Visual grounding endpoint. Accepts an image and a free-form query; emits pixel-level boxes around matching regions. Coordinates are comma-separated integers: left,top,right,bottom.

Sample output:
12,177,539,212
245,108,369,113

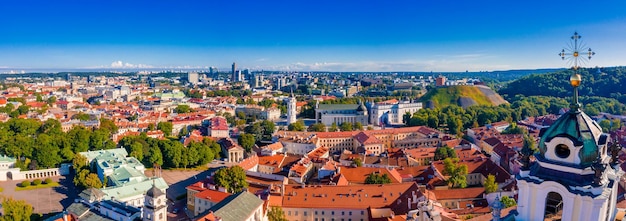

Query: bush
33,179,42,185
21,180,30,187
44,178,53,184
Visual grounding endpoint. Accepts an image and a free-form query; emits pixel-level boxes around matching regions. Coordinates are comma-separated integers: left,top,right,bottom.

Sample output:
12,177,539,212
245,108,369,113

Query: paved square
0,175,77,215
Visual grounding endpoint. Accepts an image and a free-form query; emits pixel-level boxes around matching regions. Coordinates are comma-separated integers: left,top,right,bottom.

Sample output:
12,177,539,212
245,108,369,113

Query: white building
370,99,422,126
315,100,368,126
516,106,621,221
286,93,297,124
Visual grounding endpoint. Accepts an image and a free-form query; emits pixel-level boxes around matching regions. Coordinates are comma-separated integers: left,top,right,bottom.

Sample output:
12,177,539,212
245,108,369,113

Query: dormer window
555,144,570,159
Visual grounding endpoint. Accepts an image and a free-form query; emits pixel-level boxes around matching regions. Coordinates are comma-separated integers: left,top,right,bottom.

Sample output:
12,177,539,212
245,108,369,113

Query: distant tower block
286,90,297,124
231,62,238,82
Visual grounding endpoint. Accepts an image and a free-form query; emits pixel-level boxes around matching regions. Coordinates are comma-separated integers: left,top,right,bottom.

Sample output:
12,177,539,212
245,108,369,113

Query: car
172,208,179,214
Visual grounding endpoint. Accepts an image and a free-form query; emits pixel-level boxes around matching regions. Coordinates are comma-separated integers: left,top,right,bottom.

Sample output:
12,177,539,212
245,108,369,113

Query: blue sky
1,0,625,72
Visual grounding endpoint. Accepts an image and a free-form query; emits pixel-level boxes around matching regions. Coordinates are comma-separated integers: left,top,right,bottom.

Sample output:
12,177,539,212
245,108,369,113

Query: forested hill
419,85,507,109
498,66,626,102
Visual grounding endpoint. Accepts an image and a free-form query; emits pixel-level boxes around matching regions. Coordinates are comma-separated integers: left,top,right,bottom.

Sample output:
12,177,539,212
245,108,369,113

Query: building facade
370,99,422,126
315,101,368,126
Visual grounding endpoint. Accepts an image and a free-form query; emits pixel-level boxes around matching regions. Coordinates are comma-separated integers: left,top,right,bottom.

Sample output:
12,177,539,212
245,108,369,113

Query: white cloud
251,57,512,72
110,60,153,68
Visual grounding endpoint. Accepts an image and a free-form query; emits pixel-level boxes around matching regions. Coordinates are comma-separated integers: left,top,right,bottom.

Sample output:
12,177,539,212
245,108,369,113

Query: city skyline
1,0,626,72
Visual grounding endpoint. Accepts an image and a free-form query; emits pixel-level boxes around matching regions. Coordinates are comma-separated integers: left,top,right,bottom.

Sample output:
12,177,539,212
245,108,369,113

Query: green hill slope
419,85,507,109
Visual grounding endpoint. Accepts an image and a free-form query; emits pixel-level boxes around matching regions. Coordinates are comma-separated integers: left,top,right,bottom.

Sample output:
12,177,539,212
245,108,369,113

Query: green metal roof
317,104,359,111
207,191,264,221
0,155,15,163
539,110,604,167
100,177,168,201
80,148,129,163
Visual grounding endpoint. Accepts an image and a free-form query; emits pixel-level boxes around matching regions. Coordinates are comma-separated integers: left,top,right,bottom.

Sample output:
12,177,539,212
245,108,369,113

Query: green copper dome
538,110,604,167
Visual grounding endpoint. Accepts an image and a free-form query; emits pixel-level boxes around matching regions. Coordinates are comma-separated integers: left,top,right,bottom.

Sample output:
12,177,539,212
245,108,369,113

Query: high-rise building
435,76,447,86
187,72,199,85
231,62,238,82
251,74,264,88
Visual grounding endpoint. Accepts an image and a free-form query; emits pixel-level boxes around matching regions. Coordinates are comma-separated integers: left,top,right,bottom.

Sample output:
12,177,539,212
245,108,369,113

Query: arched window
544,191,564,219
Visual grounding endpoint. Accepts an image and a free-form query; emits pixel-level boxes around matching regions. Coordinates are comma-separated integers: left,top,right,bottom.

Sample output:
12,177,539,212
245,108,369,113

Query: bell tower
143,179,167,221
516,32,622,221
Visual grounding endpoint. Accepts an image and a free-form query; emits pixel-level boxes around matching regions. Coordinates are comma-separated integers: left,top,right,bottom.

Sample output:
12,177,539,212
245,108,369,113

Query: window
315,211,318,215
342,212,345,215
349,212,352,216
361,211,364,215
288,211,291,216
332,211,335,215
555,144,570,158
304,212,308,216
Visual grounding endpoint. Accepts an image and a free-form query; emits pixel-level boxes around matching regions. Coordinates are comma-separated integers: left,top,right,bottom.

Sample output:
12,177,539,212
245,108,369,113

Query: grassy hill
419,85,507,109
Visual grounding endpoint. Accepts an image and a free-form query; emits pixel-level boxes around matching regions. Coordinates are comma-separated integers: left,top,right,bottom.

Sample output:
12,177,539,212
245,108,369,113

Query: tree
174,104,192,114
353,122,363,131
0,197,33,221
500,195,517,208
147,146,164,167
73,112,91,121
339,122,353,131
484,174,498,193
73,154,88,171
34,134,62,168
288,120,306,131
73,169,90,188
99,118,118,135
308,123,327,132
365,173,392,184
157,122,173,136
238,134,256,152
352,158,363,167
147,123,155,131
434,146,456,161
129,142,144,161
213,166,249,193
267,206,288,221
84,173,103,188
46,96,57,105
443,158,468,188
502,123,525,134
329,122,339,132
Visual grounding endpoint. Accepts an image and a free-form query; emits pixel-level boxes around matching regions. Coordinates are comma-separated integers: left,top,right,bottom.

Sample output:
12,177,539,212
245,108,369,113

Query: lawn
16,182,60,191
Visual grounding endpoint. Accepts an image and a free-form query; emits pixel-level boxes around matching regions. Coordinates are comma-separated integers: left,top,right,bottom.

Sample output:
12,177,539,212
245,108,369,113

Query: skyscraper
231,62,238,82
187,72,199,85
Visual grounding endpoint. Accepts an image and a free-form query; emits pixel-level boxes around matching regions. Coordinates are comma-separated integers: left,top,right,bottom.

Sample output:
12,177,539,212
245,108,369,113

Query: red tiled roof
195,189,231,203
280,183,422,215
430,187,484,200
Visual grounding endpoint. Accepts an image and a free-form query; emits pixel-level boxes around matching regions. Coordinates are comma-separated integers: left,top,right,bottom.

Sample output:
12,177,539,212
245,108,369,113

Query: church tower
286,89,297,124
516,33,622,221
142,182,167,221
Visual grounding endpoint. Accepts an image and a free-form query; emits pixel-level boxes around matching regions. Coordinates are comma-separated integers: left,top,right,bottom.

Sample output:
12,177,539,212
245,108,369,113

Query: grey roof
317,104,359,111
99,200,141,215
206,191,264,221
66,202,114,221
146,184,165,197
79,188,106,202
